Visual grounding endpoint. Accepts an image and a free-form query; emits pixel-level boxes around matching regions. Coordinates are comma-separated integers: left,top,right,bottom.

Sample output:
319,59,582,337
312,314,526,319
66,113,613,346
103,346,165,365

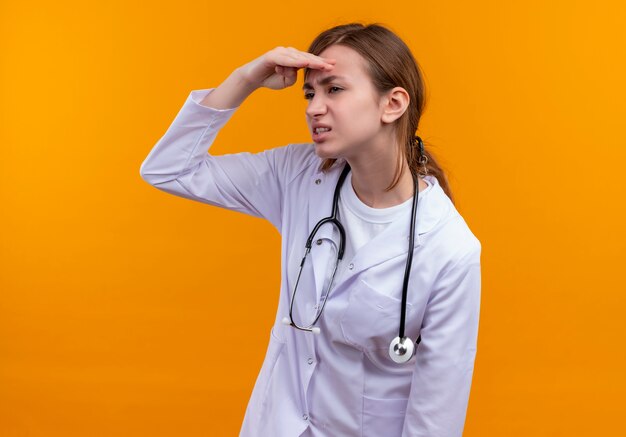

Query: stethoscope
282,159,423,364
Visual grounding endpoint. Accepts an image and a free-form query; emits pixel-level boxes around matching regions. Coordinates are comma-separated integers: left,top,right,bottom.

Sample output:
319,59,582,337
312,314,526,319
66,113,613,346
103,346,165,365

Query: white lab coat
140,88,482,437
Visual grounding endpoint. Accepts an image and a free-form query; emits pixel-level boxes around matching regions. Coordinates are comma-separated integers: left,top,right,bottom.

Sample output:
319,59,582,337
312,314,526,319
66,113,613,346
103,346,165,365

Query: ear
380,87,410,124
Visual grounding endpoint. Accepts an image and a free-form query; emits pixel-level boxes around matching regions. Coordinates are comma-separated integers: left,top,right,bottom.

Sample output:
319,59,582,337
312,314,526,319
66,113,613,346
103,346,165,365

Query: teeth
315,127,330,134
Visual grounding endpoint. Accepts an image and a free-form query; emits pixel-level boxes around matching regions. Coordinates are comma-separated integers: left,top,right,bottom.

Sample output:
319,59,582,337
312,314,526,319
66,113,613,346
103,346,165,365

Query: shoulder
443,215,482,266
421,176,482,267
268,142,321,184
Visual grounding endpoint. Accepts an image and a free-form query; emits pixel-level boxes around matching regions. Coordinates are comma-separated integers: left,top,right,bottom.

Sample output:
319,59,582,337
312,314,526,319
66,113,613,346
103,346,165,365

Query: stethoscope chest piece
389,336,415,363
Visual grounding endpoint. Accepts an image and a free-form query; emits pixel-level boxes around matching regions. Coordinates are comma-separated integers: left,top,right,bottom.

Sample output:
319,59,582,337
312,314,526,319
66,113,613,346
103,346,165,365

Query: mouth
312,127,332,142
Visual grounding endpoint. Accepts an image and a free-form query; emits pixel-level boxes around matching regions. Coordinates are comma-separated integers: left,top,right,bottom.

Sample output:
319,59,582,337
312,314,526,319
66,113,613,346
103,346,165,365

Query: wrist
233,67,260,93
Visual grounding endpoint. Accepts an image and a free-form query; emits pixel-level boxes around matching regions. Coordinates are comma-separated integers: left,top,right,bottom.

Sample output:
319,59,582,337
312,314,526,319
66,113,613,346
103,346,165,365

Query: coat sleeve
139,88,301,232
401,241,482,437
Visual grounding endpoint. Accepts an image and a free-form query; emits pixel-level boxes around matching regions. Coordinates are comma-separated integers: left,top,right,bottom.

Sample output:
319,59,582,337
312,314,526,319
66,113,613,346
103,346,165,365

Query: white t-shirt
333,171,433,284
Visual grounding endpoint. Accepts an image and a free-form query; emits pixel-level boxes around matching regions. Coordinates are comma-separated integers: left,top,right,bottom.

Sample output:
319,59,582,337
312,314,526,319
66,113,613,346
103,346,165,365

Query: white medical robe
139,88,482,437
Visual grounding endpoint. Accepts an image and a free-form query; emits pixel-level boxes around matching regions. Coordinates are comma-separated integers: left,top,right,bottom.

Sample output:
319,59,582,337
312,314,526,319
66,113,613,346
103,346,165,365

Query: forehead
304,45,368,88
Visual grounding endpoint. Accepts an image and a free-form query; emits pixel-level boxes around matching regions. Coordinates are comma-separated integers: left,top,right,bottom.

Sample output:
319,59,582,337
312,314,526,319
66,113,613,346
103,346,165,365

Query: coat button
307,358,314,365
348,263,354,270
315,179,321,185
302,414,309,421
316,239,322,245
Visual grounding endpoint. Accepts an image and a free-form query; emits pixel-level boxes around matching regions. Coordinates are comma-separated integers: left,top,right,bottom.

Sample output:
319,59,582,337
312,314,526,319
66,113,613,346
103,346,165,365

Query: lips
312,127,332,142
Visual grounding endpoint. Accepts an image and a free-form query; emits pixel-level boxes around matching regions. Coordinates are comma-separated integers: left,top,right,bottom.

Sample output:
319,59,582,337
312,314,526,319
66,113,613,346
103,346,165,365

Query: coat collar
306,159,453,299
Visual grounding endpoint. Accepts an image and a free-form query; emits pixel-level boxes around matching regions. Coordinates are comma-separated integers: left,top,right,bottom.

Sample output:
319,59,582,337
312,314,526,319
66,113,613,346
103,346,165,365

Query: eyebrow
302,75,347,91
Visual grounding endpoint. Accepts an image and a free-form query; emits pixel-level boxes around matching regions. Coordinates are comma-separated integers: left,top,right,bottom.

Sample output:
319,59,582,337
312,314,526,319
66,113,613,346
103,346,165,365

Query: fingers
275,64,297,82
275,46,335,71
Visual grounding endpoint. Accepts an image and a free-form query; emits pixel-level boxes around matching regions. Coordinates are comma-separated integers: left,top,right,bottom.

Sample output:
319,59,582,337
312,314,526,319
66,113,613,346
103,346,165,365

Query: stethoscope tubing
284,161,422,361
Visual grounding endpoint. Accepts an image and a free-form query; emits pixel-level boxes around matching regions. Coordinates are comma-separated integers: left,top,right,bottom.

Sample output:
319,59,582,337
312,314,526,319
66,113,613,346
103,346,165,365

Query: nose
305,93,328,119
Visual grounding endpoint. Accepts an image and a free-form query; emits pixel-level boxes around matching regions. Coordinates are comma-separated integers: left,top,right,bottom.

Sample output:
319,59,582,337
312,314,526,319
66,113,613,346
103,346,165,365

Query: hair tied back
414,136,428,176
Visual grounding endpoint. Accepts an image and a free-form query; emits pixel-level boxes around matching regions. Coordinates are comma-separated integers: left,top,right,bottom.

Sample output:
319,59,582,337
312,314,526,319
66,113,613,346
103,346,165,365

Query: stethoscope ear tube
282,317,321,334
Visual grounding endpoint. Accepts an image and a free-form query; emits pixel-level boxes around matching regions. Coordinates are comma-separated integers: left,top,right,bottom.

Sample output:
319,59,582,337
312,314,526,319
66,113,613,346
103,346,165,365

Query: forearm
199,68,258,109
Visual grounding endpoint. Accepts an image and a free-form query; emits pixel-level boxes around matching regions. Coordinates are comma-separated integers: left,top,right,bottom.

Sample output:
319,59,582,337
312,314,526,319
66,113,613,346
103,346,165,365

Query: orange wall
1,1,625,435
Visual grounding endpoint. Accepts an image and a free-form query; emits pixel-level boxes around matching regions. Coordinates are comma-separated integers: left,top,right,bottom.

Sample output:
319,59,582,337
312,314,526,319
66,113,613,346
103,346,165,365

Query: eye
303,86,343,100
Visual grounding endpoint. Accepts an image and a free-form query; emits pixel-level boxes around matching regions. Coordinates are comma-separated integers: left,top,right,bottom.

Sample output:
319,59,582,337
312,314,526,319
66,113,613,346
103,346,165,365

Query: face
303,45,387,160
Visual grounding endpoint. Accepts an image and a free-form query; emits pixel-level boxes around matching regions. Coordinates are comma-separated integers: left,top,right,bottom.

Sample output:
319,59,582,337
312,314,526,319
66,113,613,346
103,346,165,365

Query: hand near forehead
239,46,336,91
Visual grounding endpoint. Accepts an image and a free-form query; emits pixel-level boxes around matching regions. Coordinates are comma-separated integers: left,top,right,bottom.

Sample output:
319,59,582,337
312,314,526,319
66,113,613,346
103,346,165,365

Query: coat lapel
348,175,452,283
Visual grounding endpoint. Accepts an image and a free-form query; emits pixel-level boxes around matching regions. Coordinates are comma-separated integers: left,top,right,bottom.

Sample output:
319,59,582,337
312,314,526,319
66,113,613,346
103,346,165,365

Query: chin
313,143,340,160
313,143,337,159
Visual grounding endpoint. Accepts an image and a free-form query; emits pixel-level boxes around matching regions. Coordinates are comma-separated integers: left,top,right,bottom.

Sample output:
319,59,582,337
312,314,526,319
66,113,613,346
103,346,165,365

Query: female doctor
140,22,481,437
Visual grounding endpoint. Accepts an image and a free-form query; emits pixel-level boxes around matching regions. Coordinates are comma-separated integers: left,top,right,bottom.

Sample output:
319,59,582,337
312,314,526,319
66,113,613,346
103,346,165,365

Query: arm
140,49,336,231
139,85,289,231
401,243,482,437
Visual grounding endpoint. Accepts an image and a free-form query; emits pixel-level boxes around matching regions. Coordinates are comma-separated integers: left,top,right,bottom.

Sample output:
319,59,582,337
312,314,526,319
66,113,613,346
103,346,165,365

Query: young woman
140,22,481,437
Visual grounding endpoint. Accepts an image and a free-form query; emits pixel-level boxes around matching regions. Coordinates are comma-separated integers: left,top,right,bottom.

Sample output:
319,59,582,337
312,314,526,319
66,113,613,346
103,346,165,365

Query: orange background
1,1,625,435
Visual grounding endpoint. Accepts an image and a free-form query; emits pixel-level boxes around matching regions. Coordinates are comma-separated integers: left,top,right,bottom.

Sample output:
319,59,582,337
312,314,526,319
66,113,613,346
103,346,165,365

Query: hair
304,22,454,204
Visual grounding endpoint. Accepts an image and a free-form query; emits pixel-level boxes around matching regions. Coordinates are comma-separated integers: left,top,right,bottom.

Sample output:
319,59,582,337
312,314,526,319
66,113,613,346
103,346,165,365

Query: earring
415,136,428,176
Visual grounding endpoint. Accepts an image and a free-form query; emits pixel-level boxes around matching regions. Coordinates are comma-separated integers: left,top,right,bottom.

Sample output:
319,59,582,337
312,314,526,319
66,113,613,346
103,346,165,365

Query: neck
346,148,427,209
